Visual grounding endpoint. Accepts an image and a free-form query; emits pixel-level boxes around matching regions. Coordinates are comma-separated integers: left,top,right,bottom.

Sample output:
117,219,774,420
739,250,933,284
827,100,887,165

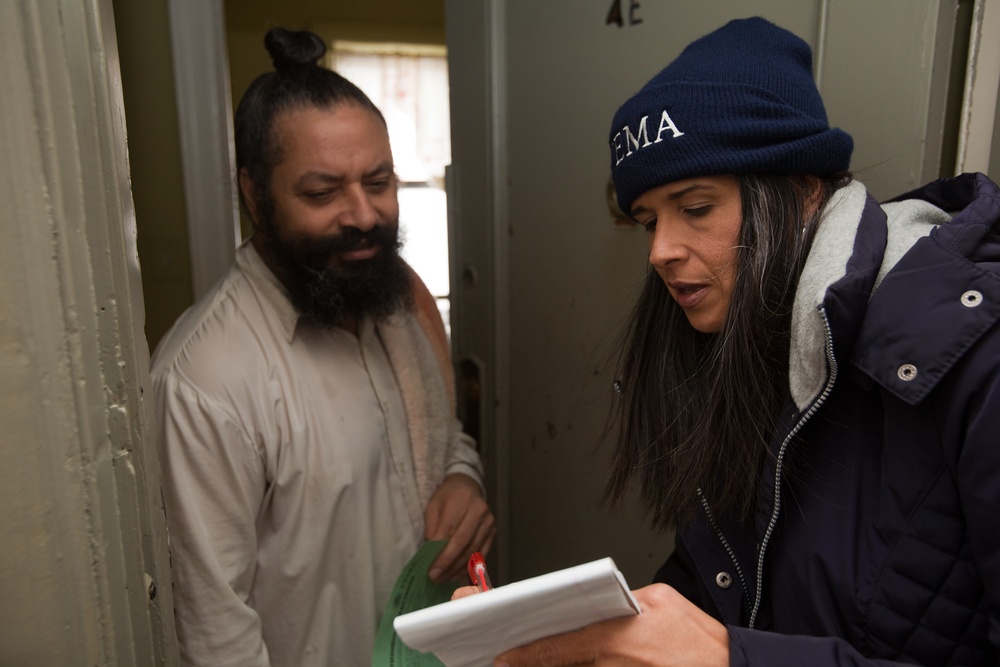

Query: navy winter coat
657,173,1000,666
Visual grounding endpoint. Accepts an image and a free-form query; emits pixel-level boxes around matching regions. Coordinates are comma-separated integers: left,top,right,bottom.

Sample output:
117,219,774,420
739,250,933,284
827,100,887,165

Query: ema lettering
612,110,684,165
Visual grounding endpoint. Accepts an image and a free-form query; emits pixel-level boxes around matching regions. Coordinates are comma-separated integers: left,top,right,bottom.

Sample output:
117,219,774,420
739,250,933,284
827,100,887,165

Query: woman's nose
648,223,686,267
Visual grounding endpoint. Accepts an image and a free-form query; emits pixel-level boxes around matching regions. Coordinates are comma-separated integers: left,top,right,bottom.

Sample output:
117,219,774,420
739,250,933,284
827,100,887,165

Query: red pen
467,552,493,592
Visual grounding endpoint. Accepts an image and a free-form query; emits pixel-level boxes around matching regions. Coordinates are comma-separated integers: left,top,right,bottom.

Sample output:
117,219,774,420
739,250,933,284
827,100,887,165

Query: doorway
328,40,455,332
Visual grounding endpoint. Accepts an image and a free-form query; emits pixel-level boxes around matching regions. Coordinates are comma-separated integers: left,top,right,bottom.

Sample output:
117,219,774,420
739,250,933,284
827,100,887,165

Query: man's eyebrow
296,172,343,185
295,162,394,185
365,162,394,178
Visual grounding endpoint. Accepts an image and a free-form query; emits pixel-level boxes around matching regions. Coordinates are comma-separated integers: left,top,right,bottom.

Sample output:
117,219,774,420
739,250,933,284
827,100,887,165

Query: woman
466,17,1000,667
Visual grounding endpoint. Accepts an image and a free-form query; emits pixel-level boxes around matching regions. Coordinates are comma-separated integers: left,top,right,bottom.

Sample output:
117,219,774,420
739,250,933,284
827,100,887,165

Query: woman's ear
239,168,261,228
802,175,824,220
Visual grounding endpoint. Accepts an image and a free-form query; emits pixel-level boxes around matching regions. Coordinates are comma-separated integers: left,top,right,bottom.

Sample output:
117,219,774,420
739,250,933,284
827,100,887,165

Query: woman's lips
668,282,708,309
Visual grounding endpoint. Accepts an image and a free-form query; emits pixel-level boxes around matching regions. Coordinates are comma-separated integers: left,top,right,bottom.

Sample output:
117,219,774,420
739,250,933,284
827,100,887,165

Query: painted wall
114,0,194,351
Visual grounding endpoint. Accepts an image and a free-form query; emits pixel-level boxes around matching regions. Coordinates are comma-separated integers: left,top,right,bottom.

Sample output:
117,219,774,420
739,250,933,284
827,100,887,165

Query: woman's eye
638,218,656,231
683,205,712,217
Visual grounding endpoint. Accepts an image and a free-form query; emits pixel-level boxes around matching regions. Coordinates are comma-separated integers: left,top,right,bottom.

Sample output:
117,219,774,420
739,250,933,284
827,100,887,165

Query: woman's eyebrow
632,182,722,216
666,183,718,200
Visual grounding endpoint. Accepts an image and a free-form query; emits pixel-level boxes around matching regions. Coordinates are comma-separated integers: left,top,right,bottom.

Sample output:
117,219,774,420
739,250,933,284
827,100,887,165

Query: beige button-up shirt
151,242,483,666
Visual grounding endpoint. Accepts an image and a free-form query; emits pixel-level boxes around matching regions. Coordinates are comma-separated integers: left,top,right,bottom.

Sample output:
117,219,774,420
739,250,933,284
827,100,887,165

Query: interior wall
113,0,193,352
993,90,1000,174
500,1,826,587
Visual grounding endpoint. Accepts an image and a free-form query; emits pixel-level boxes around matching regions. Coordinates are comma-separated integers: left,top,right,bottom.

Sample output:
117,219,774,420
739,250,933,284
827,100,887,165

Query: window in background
328,41,453,333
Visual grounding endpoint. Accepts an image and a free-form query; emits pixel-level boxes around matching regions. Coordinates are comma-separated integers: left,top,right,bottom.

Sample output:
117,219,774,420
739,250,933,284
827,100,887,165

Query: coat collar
852,174,1000,405
788,175,1000,411
789,180,876,412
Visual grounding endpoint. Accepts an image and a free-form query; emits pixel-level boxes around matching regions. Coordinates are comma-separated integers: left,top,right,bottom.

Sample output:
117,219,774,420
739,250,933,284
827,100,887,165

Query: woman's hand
495,583,729,667
451,585,481,601
424,473,496,583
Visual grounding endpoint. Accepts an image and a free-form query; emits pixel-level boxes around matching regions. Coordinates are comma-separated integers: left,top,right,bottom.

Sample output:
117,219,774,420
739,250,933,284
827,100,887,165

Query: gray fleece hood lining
788,181,951,411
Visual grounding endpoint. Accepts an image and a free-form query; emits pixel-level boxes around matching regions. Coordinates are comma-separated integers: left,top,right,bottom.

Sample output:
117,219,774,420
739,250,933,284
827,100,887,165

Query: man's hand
425,473,496,583
495,583,729,666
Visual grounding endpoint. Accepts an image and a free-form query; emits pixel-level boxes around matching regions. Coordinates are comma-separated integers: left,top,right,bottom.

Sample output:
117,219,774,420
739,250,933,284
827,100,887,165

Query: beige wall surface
114,0,194,352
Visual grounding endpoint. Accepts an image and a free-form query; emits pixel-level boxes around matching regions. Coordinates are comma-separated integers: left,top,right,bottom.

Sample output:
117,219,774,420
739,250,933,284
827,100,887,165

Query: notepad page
394,557,639,667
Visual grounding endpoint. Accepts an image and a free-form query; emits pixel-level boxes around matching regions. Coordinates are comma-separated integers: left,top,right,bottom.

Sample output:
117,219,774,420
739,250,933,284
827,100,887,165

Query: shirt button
715,572,733,589
897,364,918,382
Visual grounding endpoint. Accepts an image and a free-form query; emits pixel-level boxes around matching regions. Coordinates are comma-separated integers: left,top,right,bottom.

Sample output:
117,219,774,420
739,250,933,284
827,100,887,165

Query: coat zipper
702,307,839,629
699,489,751,611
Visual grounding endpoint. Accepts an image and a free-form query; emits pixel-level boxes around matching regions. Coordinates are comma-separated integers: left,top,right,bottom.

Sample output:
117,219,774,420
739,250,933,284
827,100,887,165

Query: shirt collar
236,238,301,343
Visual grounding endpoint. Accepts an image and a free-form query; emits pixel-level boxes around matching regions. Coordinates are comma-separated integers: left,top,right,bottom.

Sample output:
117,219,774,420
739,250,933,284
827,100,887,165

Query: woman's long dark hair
604,173,850,530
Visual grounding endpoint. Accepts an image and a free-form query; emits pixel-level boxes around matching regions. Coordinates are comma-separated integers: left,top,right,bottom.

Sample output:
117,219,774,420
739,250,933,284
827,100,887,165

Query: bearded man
150,27,494,667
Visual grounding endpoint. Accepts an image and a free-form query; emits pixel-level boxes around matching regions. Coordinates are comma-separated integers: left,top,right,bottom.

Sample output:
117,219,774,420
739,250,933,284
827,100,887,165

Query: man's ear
239,168,261,228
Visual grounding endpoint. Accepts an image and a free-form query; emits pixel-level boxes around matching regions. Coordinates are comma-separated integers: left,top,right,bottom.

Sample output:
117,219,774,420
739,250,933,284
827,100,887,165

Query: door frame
955,0,1000,174
167,0,241,299
444,0,512,582
168,0,515,580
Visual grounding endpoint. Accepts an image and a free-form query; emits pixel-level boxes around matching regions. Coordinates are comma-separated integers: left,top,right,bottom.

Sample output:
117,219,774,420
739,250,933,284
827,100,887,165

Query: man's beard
260,215,413,329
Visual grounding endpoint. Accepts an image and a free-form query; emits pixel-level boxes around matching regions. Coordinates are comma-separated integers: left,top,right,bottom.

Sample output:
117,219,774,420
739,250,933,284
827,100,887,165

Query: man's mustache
311,225,400,255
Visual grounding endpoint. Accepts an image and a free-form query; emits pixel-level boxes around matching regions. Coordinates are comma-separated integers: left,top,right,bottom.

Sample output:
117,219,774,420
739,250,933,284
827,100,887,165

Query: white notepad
393,557,640,667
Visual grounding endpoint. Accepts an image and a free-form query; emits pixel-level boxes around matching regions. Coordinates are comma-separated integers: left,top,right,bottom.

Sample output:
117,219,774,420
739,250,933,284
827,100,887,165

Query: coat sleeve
952,343,1000,657
153,372,271,667
729,628,903,666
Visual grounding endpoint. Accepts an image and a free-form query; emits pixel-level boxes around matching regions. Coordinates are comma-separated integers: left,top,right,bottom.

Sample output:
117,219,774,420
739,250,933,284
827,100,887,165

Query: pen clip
467,552,493,592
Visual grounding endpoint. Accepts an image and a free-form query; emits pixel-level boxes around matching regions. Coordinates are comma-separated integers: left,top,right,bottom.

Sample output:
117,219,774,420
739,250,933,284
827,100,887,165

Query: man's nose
341,185,379,231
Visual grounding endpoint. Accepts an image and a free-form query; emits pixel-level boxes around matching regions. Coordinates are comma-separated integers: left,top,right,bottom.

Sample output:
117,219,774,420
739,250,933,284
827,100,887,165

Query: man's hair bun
264,27,327,71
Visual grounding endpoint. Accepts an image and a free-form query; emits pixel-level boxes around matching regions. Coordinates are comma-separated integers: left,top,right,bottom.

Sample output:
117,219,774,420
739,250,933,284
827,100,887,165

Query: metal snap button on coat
715,572,733,589
961,290,983,307
897,364,918,381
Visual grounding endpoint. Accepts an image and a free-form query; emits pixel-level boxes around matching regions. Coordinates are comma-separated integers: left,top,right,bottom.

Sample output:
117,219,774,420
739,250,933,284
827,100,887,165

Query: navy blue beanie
609,17,853,215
